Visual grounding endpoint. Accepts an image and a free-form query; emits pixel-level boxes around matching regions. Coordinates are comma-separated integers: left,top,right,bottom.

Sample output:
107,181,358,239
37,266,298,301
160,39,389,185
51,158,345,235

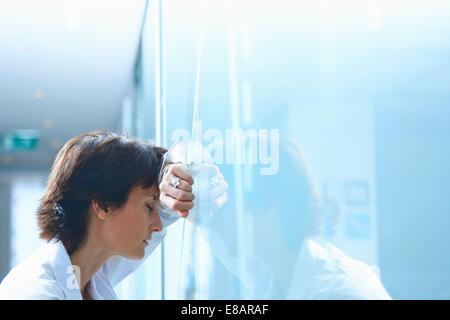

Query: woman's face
102,184,162,260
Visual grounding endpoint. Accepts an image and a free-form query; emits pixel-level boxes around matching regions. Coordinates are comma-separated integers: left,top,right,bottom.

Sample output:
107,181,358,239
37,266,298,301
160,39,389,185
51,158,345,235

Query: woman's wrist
160,162,175,183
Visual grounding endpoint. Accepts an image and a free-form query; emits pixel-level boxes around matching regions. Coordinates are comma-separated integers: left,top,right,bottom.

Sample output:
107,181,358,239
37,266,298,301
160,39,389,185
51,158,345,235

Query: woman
0,130,227,299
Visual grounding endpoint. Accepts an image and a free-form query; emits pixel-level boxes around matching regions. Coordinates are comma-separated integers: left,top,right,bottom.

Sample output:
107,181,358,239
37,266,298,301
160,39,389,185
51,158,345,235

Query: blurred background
1,0,449,299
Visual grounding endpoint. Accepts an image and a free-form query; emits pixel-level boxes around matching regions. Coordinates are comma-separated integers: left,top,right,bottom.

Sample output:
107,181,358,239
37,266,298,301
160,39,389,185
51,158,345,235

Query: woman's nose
151,212,163,233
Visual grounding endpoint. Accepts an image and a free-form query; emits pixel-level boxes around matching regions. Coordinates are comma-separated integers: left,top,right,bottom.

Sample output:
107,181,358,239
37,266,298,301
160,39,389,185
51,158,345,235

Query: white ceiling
1,0,450,173
0,0,146,172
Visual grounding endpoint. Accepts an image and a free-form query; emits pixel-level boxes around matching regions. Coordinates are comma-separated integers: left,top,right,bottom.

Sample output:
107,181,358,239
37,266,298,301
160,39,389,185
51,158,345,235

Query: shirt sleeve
0,267,66,300
306,268,392,300
301,240,392,300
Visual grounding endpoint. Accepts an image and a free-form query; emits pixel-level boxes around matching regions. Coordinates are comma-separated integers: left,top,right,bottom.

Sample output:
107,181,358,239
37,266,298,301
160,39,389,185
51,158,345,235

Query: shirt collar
47,239,83,300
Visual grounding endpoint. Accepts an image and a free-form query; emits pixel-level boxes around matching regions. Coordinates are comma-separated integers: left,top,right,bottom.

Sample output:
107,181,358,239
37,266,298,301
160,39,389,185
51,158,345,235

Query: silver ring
173,177,180,188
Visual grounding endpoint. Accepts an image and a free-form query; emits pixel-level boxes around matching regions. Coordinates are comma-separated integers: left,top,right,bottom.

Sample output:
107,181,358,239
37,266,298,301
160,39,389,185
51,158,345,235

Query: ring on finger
173,177,180,188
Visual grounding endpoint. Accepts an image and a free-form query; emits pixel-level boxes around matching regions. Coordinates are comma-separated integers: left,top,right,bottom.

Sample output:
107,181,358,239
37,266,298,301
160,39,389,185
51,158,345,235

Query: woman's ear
91,200,109,220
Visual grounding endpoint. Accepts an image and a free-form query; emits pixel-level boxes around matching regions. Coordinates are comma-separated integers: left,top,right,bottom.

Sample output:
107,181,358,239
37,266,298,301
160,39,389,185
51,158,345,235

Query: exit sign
1,130,39,152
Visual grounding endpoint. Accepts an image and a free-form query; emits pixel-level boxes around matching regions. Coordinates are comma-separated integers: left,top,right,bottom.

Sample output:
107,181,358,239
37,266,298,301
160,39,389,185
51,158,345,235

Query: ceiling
0,0,146,173
1,0,450,174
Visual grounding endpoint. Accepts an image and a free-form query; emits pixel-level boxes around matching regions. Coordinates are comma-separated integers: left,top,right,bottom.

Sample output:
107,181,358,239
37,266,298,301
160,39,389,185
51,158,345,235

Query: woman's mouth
143,236,151,245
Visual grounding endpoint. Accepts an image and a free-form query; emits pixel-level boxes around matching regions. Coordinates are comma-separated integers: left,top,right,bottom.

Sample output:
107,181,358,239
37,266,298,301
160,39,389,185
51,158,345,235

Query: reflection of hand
191,163,228,216
159,163,195,218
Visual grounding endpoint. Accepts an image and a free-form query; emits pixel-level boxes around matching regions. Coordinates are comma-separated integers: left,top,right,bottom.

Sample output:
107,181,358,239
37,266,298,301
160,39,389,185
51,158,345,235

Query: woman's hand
159,163,195,218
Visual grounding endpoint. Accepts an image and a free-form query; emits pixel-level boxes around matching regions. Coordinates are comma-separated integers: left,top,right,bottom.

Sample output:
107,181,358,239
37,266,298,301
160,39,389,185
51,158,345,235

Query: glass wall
125,0,450,299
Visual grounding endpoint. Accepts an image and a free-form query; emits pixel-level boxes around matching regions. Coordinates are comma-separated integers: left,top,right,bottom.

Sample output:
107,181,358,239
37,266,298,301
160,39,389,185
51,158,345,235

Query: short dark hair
37,130,167,255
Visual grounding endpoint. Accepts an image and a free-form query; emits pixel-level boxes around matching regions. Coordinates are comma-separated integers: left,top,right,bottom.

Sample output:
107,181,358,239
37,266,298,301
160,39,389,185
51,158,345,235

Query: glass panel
138,0,450,299
116,0,163,299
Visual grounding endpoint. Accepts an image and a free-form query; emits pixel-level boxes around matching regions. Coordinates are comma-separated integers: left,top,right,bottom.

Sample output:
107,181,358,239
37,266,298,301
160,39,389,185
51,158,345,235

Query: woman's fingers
168,177,192,193
160,193,195,212
159,163,195,216
178,210,189,218
168,164,194,185
163,183,195,202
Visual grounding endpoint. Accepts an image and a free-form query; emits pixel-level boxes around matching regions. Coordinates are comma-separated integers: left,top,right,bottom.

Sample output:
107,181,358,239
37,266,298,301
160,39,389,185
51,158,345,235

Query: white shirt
0,212,177,300
286,237,392,299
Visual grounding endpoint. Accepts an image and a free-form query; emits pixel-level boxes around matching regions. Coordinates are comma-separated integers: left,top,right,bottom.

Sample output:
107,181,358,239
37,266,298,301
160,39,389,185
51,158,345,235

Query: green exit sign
1,130,39,152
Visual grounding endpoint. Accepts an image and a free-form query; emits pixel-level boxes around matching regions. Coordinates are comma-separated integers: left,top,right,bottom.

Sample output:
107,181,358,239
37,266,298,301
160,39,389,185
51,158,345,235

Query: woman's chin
122,246,146,260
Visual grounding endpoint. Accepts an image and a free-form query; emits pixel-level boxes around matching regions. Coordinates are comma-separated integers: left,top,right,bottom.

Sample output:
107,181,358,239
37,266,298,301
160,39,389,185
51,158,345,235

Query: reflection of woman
281,142,391,299
199,137,391,299
0,131,226,300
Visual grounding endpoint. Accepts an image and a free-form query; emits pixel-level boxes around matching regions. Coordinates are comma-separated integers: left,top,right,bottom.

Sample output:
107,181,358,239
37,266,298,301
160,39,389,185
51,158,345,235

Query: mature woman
0,130,227,300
